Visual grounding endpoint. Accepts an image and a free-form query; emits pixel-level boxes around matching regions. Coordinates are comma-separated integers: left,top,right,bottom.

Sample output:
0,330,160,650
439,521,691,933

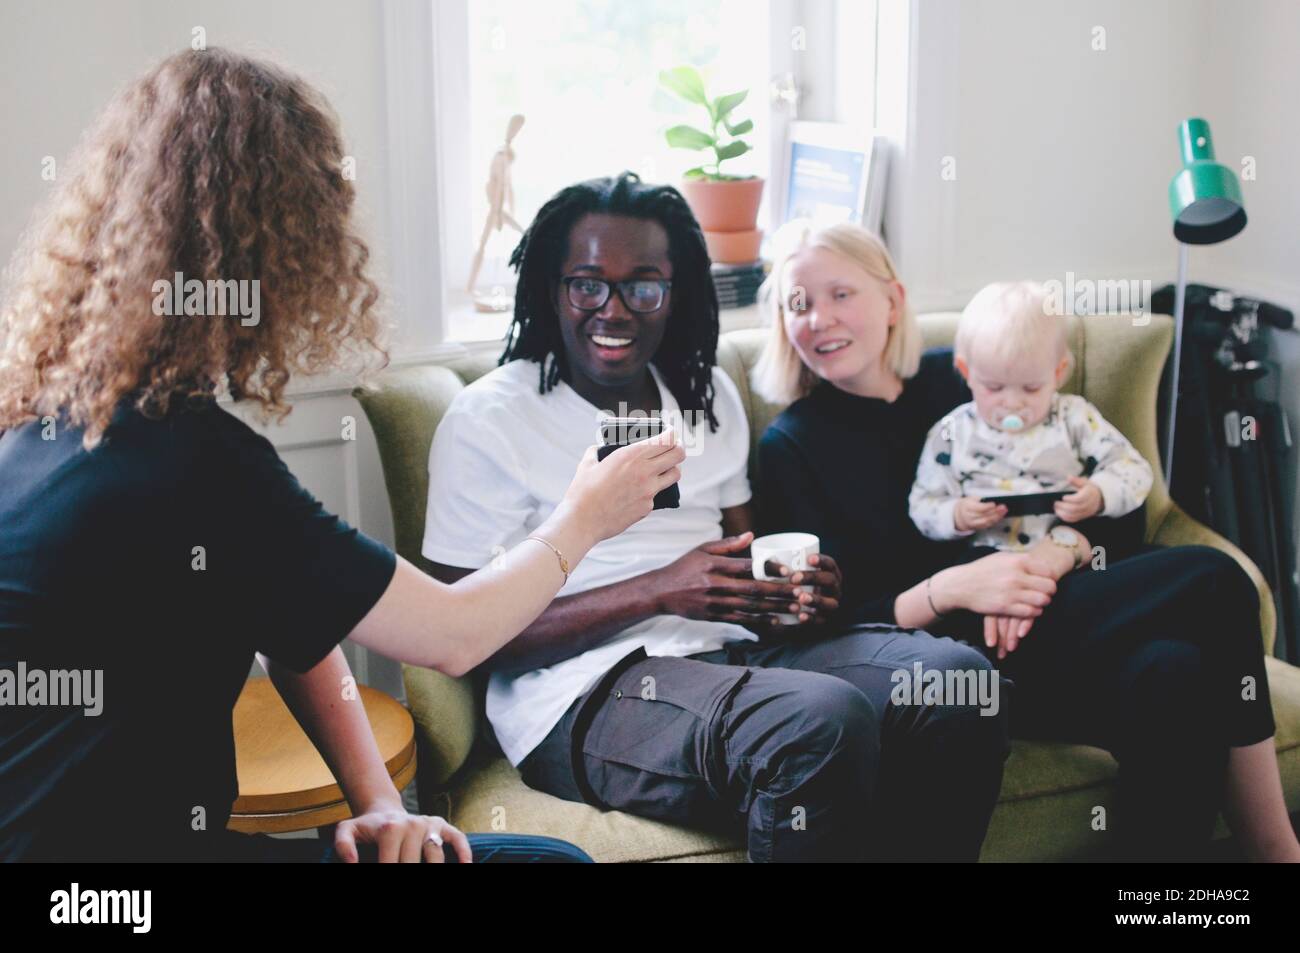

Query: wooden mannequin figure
468,114,525,309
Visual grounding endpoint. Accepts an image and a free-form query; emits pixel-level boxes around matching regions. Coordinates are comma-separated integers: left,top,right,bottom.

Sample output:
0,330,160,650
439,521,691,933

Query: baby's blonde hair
955,281,1072,373
753,219,921,405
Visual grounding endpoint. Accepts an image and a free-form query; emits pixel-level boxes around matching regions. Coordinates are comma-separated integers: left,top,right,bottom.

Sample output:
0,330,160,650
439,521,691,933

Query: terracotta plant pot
679,176,765,264
702,228,763,264
679,176,765,232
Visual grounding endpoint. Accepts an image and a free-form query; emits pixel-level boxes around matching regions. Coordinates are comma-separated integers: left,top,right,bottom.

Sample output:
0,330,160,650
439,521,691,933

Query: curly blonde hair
0,48,387,448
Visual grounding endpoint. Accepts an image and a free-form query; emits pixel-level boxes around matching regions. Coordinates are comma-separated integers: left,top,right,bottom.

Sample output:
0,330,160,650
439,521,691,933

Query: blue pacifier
999,413,1025,431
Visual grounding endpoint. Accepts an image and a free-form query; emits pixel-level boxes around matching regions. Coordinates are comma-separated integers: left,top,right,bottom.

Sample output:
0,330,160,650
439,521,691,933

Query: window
441,0,775,340
419,0,894,345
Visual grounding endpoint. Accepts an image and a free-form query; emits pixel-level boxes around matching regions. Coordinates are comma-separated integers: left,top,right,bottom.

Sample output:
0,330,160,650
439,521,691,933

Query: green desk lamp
1164,117,1247,482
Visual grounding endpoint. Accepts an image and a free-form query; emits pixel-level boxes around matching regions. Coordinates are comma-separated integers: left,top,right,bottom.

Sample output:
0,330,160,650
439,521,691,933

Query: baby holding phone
908,281,1153,555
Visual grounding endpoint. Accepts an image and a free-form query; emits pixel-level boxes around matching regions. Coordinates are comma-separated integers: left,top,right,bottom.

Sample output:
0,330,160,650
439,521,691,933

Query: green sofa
355,312,1300,862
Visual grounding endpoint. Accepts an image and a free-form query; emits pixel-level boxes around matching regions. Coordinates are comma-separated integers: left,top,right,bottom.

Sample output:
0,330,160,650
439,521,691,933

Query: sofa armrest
1149,503,1277,655
402,663,479,797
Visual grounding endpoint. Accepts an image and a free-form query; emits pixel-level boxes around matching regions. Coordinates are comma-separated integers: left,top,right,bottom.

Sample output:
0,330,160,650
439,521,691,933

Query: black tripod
1156,284,1299,663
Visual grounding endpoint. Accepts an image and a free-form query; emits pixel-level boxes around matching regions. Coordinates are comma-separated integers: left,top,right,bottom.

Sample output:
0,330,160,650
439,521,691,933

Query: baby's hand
954,496,1008,532
1054,476,1103,523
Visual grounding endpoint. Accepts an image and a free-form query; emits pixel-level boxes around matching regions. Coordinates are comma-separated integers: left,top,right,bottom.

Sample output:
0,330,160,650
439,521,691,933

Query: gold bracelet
525,535,569,583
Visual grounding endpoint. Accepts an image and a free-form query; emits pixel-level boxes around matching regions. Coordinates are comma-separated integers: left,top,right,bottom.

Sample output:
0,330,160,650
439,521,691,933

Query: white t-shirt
422,358,755,765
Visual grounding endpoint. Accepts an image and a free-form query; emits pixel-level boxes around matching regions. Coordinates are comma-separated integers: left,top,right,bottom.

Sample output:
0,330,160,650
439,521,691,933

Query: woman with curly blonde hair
0,48,682,863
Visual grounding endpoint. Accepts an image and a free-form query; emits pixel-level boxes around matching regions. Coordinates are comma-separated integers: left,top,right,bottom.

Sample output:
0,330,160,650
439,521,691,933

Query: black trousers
519,624,1011,862
931,543,1276,861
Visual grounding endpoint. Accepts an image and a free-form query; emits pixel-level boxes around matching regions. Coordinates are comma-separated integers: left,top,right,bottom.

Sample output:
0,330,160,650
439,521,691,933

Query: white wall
891,0,1219,310
1195,0,1300,310
0,0,394,292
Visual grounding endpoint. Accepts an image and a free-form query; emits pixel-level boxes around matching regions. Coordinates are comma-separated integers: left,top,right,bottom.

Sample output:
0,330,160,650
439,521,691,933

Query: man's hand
761,552,844,627
954,497,1008,532
334,807,472,863
1053,476,1103,523
650,532,826,627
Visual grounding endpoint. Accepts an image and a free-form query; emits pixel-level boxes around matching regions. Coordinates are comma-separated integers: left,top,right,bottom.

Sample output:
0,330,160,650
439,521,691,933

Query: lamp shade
1168,118,1246,244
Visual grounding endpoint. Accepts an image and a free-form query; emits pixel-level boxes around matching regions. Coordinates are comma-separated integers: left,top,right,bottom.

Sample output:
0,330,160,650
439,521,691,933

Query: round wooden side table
228,677,417,834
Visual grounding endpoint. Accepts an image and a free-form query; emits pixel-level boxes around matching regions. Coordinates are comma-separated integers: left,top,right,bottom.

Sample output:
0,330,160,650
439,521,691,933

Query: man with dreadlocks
422,173,1009,862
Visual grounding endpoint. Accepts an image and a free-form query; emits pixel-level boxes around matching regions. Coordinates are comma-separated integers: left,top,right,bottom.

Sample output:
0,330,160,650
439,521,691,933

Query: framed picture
780,121,889,235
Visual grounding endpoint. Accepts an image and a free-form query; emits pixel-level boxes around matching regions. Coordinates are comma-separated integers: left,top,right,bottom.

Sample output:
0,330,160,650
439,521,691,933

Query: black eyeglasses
561,276,671,314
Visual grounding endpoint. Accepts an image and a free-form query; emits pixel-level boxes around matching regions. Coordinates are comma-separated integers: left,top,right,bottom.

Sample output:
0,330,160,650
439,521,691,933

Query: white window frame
430,0,474,331
380,0,457,360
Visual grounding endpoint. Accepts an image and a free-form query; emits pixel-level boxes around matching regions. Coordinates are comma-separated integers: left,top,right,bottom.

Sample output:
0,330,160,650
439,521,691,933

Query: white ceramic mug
750,532,820,625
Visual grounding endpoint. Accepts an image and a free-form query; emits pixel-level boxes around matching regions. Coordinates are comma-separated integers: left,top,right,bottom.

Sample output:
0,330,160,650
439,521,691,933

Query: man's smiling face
553,212,672,392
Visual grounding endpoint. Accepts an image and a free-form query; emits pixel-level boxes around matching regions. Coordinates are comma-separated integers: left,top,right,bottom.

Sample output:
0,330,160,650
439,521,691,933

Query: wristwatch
1048,526,1085,570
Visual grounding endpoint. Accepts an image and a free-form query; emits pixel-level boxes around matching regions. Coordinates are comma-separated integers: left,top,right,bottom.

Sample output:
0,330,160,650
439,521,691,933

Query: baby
909,281,1153,553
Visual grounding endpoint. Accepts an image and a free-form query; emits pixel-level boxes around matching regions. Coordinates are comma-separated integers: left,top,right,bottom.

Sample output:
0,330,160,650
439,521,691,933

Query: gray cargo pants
518,624,1011,862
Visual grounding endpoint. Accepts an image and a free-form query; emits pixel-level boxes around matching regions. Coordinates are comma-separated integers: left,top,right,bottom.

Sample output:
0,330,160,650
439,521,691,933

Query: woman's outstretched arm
348,437,683,676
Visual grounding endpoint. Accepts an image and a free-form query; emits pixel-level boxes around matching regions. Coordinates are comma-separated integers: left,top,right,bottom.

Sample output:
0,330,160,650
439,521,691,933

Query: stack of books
711,260,767,310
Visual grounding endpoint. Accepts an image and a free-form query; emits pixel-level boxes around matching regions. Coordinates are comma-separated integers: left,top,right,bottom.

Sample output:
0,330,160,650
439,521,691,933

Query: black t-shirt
755,349,974,623
0,394,396,861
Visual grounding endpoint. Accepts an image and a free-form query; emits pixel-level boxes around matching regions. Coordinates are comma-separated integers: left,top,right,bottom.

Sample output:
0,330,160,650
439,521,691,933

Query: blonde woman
753,219,1299,862
0,49,683,863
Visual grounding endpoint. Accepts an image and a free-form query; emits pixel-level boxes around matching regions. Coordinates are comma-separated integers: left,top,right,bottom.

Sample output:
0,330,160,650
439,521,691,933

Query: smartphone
980,490,1070,516
597,416,680,510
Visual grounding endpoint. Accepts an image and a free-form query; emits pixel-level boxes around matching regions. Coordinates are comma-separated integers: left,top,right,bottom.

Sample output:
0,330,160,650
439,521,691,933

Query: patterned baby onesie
908,393,1153,551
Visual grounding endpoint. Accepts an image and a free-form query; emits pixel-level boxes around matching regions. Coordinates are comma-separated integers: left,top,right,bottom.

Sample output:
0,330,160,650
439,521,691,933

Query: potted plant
659,65,764,264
